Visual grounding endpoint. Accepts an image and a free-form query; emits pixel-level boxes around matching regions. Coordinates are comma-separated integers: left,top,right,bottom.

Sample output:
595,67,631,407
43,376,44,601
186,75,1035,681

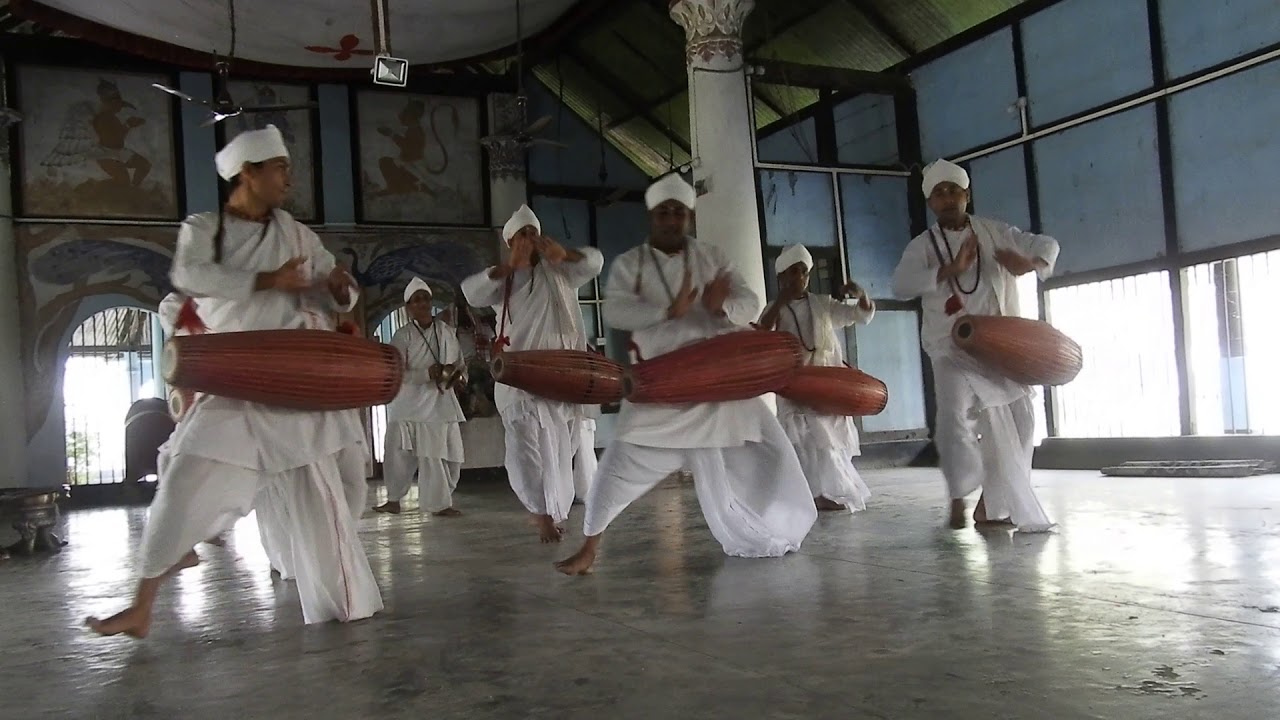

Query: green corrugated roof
525,0,1034,178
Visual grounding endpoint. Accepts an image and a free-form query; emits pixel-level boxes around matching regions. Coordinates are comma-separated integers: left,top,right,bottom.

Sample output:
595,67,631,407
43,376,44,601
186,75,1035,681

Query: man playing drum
461,205,604,543
556,174,817,575
891,158,1060,532
87,126,382,638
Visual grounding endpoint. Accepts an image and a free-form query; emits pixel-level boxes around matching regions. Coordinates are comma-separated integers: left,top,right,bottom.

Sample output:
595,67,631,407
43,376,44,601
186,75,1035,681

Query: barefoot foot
815,496,847,512
535,515,564,543
948,499,967,529
432,507,463,517
374,501,401,515
555,547,597,575
85,604,153,638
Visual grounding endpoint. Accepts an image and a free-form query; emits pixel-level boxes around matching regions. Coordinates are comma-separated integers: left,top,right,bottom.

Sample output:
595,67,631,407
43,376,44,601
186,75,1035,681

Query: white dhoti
932,355,1053,532
778,407,871,512
140,450,384,624
336,441,369,523
582,419,817,558
571,417,597,501
382,421,464,513
500,399,574,522
254,489,296,579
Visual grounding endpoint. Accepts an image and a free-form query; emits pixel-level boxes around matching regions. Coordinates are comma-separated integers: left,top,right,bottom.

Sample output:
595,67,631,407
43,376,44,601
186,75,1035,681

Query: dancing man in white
758,244,875,512
891,158,1059,532
556,175,817,575
375,277,467,517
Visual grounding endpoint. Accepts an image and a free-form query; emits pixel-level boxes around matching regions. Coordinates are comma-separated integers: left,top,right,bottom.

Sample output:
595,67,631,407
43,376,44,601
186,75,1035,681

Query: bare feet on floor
949,499,967,529
86,604,153,638
815,496,847,512
374,501,401,515
534,514,564,543
433,507,463,517
555,536,600,575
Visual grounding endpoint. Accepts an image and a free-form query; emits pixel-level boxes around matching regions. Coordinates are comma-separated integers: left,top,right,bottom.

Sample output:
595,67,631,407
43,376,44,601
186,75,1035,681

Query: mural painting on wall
15,222,176,438
355,91,485,225
224,81,317,221
14,65,179,219
16,221,504,436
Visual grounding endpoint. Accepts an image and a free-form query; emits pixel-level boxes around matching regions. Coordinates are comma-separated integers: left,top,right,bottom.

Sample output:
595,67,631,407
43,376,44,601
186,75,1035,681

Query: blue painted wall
834,94,898,166
760,170,837,248
967,147,1031,231
912,28,1021,160
526,80,652,189
1021,0,1153,125
1159,0,1280,78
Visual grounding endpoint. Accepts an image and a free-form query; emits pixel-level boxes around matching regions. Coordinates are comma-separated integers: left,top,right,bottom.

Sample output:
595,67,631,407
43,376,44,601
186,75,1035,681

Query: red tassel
176,297,207,334
945,294,963,316
336,321,360,336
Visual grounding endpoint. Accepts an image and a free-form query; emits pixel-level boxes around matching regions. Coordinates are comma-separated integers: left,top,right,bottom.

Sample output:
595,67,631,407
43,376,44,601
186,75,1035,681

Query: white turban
645,173,696,210
403,277,432,303
922,158,969,197
501,204,540,243
775,244,813,274
216,125,289,181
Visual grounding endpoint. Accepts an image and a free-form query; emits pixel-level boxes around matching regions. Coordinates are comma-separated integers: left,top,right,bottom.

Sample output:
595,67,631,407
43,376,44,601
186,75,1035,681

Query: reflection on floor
2,468,1279,719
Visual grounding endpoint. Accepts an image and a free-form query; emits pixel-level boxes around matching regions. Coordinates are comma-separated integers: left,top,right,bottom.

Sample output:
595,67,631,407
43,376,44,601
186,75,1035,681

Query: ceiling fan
150,0,315,127
152,59,318,127
479,0,566,151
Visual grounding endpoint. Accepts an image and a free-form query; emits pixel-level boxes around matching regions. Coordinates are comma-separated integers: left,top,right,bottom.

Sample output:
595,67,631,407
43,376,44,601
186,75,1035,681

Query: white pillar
669,0,766,302
0,58,30,487
485,93,529,236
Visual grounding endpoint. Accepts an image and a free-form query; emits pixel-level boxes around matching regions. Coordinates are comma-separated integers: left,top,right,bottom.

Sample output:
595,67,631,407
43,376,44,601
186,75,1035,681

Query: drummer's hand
271,257,310,292
702,271,732,317
327,265,356,303
994,248,1041,276
534,235,567,264
509,235,534,270
666,268,698,319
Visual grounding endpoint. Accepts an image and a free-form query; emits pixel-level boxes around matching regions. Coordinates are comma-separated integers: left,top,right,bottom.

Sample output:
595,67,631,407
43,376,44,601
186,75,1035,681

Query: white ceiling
32,0,582,67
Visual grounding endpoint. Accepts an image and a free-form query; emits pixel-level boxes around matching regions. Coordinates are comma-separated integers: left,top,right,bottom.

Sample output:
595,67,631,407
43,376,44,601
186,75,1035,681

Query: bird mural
340,240,485,291
28,238,174,296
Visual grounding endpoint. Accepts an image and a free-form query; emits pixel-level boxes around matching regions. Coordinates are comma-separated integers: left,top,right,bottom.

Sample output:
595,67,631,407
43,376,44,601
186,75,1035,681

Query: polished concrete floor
3,468,1280,719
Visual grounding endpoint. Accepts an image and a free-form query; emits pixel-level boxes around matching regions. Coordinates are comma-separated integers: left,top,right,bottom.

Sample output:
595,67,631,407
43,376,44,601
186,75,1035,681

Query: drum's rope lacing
494,275,514,355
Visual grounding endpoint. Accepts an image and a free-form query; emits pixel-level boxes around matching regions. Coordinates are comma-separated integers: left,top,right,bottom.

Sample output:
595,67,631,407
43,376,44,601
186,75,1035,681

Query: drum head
167,389,186,421
161,340,181,383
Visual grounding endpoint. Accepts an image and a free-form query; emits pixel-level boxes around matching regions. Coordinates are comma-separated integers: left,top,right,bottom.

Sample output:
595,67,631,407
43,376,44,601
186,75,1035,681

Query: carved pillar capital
668,0,754,66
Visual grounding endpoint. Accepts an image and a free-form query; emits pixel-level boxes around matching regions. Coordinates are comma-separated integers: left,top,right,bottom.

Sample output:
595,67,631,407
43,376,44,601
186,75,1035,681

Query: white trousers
256,442,367,580
141,450,384,624
501,401,574,522
383,446,461,513
582,420,818,558
794,446,871,511
933,360,1054,532
572,417,597,501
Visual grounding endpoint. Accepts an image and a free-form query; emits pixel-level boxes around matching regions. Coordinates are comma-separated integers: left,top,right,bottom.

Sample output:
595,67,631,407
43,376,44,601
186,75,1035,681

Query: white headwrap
775,244,813,274
403,277,432,303
501,204,540,243
921,158,969,197
644,173,696,210
216,125,289,181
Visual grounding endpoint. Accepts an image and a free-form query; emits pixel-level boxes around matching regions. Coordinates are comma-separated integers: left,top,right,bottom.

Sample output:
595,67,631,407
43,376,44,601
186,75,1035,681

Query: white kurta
145,209,383,624
582,237,817,557
461,248,604,522
773,293,875,510
382,319,466,512
891,214,1060,532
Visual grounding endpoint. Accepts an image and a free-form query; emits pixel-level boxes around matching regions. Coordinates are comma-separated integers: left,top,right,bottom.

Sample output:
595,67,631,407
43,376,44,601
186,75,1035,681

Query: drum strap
494,275,514,355
927,226,981,295
782,296,817,353
412,320,442,366
213,208,273,264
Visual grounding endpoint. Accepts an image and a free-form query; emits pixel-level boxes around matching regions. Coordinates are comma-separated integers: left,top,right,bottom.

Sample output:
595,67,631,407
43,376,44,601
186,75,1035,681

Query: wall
909,0,1280,449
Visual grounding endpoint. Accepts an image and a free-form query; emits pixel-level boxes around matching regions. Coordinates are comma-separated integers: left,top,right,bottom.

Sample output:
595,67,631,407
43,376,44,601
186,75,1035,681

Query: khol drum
164,329,404,411
778,366,889,416
491,349,624,405
623,330,804,404
951,314,1083,386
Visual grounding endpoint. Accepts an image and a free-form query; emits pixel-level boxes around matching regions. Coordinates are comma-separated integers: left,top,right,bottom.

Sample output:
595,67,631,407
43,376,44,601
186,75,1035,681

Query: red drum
623,330,804,404
490,349,624,405
163,329,404,410
951,314,1083,386
778,366,888,416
